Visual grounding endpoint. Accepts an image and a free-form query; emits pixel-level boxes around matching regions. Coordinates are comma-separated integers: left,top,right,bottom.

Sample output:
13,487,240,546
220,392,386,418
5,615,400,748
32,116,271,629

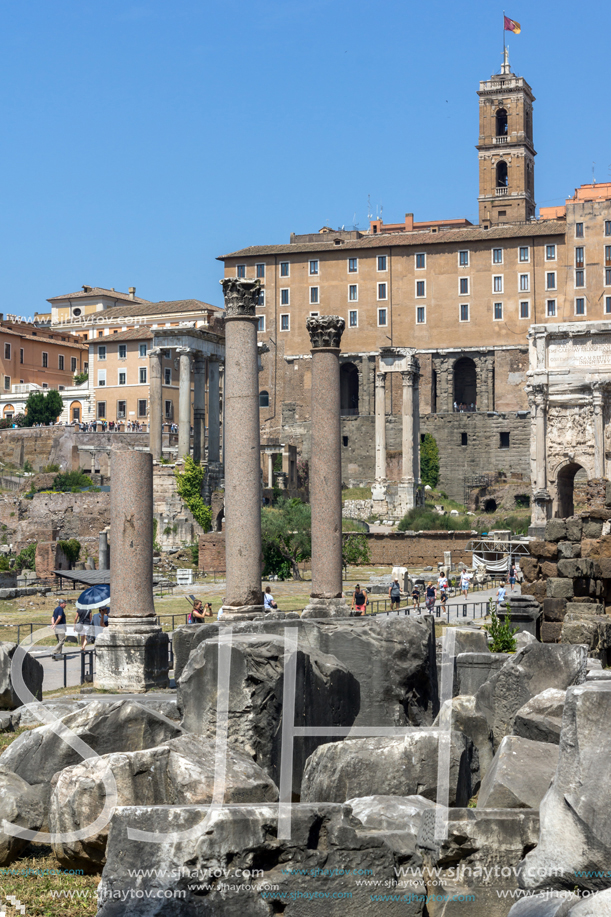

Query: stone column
592,383,606,479
413,358,421,487
208,357,221,463
95,451,169,691
401,370,416,484
177,348,192,460
221,278,264,618
372,371,387,500
192,353,206,464
302,316,350,618
267,453,274,488
98,531,109,570
148,348,163,461
528,383,551,532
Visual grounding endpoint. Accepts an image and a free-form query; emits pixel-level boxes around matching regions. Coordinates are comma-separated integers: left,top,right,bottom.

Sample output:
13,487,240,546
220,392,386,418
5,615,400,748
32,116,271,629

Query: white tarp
472,553,510,573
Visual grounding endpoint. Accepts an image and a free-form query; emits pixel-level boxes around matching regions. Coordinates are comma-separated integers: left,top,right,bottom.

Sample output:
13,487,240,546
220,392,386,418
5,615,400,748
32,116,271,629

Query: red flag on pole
504,15,521,33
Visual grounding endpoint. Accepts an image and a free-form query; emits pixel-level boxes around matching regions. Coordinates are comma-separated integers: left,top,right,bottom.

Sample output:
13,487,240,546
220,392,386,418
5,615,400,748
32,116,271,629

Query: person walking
389,577,402,611
496,582,508,614
411,584,421,611
460,568,470,599
351,584,368,616
425,581,437,612
51,599,68,659
508,563,516,591
74,605,92,651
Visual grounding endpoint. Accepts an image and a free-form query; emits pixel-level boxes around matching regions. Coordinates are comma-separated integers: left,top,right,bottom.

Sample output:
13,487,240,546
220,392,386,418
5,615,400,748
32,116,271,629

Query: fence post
63,653,67,688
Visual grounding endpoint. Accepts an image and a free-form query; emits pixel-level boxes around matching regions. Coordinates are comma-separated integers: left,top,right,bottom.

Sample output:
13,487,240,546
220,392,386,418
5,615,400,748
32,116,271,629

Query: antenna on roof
592,162,596,185
367,195,373,220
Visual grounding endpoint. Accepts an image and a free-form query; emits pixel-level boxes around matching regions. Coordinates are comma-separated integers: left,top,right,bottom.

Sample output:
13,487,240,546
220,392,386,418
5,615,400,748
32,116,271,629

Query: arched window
340,362,359,415
496,108,508,136
453,357,477,408
496,161,508,188
259,391,269,408
557,463,586,519
527,162,533,194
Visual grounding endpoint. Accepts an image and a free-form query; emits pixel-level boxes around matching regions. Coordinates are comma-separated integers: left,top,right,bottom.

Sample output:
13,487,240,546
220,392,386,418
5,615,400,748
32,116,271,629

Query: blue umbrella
75,584,111,610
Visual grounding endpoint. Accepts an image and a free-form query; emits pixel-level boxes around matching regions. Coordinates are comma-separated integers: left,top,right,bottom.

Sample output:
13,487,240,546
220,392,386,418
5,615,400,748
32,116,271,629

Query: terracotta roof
89,299,221,321
47,288,150,304
218,220,567,260
93,328,154,343
0,326,88,348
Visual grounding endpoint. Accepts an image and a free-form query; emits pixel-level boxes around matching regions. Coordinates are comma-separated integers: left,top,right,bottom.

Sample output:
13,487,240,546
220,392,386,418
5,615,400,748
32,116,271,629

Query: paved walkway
371,582,522,625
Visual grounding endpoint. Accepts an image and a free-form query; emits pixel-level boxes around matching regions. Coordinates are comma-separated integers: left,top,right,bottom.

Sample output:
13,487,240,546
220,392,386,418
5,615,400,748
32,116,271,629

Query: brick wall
352,531,474,568
35,542,71,581
198,533,226,572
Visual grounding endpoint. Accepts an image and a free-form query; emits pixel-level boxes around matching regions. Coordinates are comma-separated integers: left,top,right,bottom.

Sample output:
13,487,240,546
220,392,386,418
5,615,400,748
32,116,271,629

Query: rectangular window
3,376,9,391
459,277,469,295
19,349,23,365
97,345,106,360
547,299,556,317
255,289,265,306
460,303,469,322
280,314,290,331
117,400,126,419
493,275,503,293
377,282,387,300
416,253,426,269
119,371,126,385
461,432,468,446
492,248,503,264
520,301,530,319
118,344,127,359
575,270,585,287
494,302,503,320
258,315,265,332
377,255,387,271
349,284,358,301
138,399,147,418
164,368,171,384
349,310,358,328
280,289,290,305
256,263,265,278
280,261,289,277
459,250,469,267
71,357,77,372
377,308,387,326
97,369,106,386
97,401,106,420
139,367,147,384
164,400,173,419
606,221,611,237
575,222,584,238
84,362,88,372
575,246,584,267
519,246,530,262
309,260,319,275
416,306,426,324
139,343,147,357
519,274,530,292
605,246,611,265
58,354,64,370
500,432,510,449
236,264,246,278
575,298,586,315
546,272,556,290
416,280,426,297
309,311,319,318
310,287,319,304
546,244,556,260
42,352,48,368
606,269,611,287
3,344,10,360
606,296,611,314
348,257,358,273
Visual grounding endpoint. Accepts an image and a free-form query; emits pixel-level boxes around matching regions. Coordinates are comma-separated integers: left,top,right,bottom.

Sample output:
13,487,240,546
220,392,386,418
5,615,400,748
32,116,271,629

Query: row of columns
373,360,421,506
149,348,222,464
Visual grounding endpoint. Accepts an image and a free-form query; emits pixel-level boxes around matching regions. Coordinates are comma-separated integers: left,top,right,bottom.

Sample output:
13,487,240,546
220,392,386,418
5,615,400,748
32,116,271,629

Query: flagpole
503,9,506,59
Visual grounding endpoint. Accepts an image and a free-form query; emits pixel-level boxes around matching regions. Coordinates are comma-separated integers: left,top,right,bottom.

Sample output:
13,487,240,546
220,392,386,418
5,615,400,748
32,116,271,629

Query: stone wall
342,499,373,521
198,532,226,573
356,530,473,568
153,465,204,551
35,542,71,581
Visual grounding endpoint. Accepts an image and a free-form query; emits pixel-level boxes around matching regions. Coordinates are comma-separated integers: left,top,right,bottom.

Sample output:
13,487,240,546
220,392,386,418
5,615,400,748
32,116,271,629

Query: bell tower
477,49,536,225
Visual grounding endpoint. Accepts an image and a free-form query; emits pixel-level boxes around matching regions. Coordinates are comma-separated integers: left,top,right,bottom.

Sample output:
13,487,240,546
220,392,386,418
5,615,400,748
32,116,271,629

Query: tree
420,433,440,488
58,538,81,568
174,456,212,532
24,390,64,426
261,498,311,580
52,470,93,492
342,533,371,574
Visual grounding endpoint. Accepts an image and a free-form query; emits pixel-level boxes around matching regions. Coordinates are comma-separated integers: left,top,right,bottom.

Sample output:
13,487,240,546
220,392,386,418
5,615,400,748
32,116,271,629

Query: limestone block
515,631,538,650
521,684,611,893
301,730,473,806
543,598,567,622
0,700,182,784
583,520,604,539
565,517,583,542
0,642,43,710
452,627,489,654
558,542,582,559
50,734,278,869
582,539,602,558
347,794,436,856
0,766,47,865
541,562,558,578
547,578,574,599
455,652,507,696
566,889,611,915
592,536,611,558
596,558,611,579
541,622,563,643
531,540,559,560
545,520,567,543
561,613,611,662
477,735,558,809
531,579,548,602
557,559,596,579
475,643,587,750
513,687,565,744
567,602,604,615
507,894,578,916
434,695,494,787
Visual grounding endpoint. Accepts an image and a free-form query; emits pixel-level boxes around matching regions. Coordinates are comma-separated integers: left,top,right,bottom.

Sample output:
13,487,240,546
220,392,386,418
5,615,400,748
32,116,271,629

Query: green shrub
14,543,36,573
188,542,199,566
42,464,60,473
23,460,34,473
52,470,93,492
0,556,10,572
174,457,212,532
484,599,519,653
58,538,81,566
398,506,473,532
420,433,440,488
73,372,88,385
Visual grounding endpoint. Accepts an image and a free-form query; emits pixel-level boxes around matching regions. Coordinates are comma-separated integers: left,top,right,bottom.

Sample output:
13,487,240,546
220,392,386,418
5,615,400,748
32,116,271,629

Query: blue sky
1,0,609,315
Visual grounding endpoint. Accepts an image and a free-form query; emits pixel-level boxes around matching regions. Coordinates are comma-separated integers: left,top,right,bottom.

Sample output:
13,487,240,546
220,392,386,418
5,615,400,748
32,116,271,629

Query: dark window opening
484,498,498,513
515,494,531,508
420,433,425,443
496,108,508,136
340,362,359,416
499,432,510,449
342,436,348,447
259,391,269,408
453,357,477,408
461,432,468,445
431,370,437,414
496,161,508,188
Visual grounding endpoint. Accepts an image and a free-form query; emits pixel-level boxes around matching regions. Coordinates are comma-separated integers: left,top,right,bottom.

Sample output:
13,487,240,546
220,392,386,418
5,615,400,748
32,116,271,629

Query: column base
301,596,351,619
95,618,169,693
219,604,265,621
396,481,418,514
371,480,387,502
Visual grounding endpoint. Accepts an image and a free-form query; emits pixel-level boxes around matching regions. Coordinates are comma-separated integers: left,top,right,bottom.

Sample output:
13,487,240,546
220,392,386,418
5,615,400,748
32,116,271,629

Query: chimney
129,287,136,299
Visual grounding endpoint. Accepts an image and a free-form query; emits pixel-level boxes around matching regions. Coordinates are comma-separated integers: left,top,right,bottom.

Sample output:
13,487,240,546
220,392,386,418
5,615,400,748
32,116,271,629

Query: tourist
425,581,436,612
440,586,448,614
496,582,508,614
92,607,109,629
74,604,92,651
264,586,278,610
411,584,421,611
51,599,67,659
437,570,449,592
508,563,516,591
460,568,471,599
389,577,402,611
191,600,213,622
351,583,368,616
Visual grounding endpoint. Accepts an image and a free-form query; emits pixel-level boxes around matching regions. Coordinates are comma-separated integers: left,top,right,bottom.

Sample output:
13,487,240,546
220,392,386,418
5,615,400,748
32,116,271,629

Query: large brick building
218,55,611,502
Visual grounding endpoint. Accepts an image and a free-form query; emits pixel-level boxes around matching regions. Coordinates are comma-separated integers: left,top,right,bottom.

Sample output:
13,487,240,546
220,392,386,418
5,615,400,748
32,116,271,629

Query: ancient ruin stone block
597,557,611,579
531,579,548,602
541,622,563,643
530,540,559,561
520,557,540,583
477,735,559,809
566,603,604,615
583,519,604,539
546,578,574,599
561,614,611,662
544,520,567,543
540,562,558,578
557,558,596,579
557,542,581,559
565,516,583,542
543,598,567,622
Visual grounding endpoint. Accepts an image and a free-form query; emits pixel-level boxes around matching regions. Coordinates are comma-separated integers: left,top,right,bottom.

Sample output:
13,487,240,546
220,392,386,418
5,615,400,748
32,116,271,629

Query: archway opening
484,498,497,513
557,462,585,519
496,160,508,187
340,362,359,415
259,391,269,408
496,108,508,136
453,357,477,408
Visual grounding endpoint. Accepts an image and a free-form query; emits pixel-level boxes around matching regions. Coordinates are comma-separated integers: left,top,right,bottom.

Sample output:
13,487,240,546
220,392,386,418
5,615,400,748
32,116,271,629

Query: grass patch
342,518,368,533
0,725,34,754
342,486,372,503
398,507,475,532
0,847,100,915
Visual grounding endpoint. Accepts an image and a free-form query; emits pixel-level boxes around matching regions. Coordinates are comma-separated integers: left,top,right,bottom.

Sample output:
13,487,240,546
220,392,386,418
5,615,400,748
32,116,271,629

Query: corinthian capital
221,278,261,319
306,314,345,349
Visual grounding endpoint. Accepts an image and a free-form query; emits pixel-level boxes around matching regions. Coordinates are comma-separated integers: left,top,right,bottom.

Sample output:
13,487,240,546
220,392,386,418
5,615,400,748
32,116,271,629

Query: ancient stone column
372,371,387,500
148,348,163,461
207,357,221,463
528,382,551,531
592,383,606,479
267,453,274,488
401,369,416,485
177,348,192,460
192,353,206,464
302,316,350,618
413,358,421,488
95,450,169,691
98,531,109,570
221,278,264,618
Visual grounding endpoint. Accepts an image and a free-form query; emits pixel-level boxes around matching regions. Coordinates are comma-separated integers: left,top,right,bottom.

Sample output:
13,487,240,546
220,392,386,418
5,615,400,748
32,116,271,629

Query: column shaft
401,371,415,483
178,350,192,459
535,397,547,491
148,349,163,460
375,372,387,483
110,451,155,620
593,388,605,478
192,354,206,464
413,367,421,484
268,453,274,488
208,359,221,462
